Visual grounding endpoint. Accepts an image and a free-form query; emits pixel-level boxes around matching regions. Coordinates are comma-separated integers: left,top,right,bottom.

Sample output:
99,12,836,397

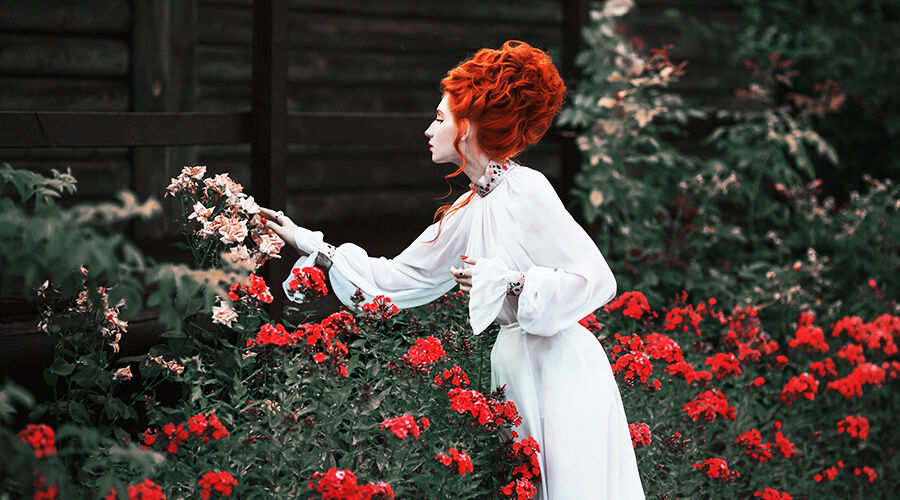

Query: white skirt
490,322,646,500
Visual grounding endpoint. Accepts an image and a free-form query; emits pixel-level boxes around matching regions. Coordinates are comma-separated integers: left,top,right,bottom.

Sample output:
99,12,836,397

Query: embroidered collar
470,159,519,197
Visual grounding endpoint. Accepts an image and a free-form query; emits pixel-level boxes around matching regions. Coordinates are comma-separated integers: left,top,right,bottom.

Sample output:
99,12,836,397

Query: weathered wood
197,82,441,112
0,111,251,148
200,0,562,23
0,34,129,78
252,0,289,320
197,4,559,52
0,77,129,111
0,0,130,35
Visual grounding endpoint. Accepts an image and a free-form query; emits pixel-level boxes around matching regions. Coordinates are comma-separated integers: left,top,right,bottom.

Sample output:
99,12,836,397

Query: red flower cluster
500,435,542,499
578,312,602,332
629,422,652,448
809,357,837,378
198,471,238,499
826,362,885,399
704,352,742,379
400,336,446,369
682,389,736,422
832,314,898,356
612,350,653,385
691,457,740,481
142,412,228,454
246,273,274,303
787,311,829,353
361,295,399,320
307,468,394,500
288,266,328,302
500,478,537,500
836,415,869,440
666,360,712,385
727,304,761,341
779,372,819,406
435,447,474,475
813,460,844,482
380,414,429,440
734,429,773,464
610,333,645,362
605,291,654,319
447,388,522,430
33,474,58,500
836,343,865,365
18,423,56,458
246,312,356,377
642,332,684,363
433,365,469,387
753,487,793,500
771,421,798,459
104,479,166,500
853,465,878,483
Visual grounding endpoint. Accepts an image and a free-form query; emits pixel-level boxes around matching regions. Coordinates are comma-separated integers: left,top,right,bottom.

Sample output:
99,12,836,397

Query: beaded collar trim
470,159,519,197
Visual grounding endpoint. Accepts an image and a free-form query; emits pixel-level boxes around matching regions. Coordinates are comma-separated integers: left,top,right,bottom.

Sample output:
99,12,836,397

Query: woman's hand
450,255,478,294
259,206,301,254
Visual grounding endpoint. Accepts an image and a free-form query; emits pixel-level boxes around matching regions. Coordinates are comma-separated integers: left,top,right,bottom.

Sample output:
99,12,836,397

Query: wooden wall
0,0,739,258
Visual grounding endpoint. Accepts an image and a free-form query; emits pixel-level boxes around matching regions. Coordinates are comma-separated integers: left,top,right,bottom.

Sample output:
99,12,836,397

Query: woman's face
424,94,463,166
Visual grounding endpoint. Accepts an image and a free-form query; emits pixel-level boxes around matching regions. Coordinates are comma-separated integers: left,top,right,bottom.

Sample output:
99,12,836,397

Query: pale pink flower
181,165,206,179
187,202,214,222
217,215,248,244
165,176,193,197
212,301,238,328
237,195,260,215
112,366,133,380
198,218,219,239
256,232,285,256
229,245,252,261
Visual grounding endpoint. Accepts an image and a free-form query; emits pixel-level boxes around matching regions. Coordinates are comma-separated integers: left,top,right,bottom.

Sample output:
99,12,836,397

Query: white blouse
282,159,617,337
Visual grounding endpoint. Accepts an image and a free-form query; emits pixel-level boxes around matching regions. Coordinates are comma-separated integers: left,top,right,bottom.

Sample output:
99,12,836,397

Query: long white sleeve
283,194,470,310
468,169,617,336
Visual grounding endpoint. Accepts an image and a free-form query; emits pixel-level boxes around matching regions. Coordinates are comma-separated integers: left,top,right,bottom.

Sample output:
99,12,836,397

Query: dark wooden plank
200,0,562,23
0,111,251,147
0,77,129,111
131,0,198,239
0,34,129,78
0,0,130,35
197,82,442,112
251,0,289,320
197,4,560,52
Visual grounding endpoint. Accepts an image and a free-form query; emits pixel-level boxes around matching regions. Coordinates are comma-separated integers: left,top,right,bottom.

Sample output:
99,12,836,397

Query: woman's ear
460,119,472,142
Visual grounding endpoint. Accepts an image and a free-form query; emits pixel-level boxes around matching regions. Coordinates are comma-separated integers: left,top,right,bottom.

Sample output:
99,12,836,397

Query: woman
260,40,645,499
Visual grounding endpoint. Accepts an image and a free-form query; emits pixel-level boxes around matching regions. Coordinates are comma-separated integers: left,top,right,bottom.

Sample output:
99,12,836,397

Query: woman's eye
436,119,443,123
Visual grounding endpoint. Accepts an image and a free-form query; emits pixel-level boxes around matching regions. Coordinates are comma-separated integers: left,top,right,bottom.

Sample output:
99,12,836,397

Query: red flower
752,376,765,387
772,427,798,459
753,487,793,500
682,389,736,422
33,474,58,500
380,414,428,440
198,471,238,498
578,312,602,332
612,350,653,385
246,323,297,347
433,365,470,387
246,273,274,303
500,478,537,500
629,422,652,448
308,468,394,500
289,266,329,302
144,412,228,454
643,332,684,363
836,415,869,440
105,479,166,500
809,358,837,378
447,388,522,430
704,352,742,379
691,457,740,481
734,429,773,464
787,312,830,353
606,291,653,319
400,336,446,368
853,465,878,483
779,372,819,406
435,447,474,475
361,295,399,319
18,423,56,458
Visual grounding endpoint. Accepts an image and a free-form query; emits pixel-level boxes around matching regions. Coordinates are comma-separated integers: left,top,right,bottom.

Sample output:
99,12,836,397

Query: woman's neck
461,150,493,183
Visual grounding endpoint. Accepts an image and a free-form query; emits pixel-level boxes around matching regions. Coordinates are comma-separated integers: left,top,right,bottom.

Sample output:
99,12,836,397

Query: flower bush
1,2,898,497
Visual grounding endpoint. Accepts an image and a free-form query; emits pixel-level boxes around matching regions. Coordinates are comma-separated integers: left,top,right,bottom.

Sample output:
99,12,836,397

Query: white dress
284,160,645,499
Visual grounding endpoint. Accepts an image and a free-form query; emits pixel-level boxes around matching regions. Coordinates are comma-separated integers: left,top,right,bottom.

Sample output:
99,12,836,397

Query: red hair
427,40,567,243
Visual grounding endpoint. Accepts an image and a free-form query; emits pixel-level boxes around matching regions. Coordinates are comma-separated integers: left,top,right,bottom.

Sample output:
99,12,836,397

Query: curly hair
428,40,567,242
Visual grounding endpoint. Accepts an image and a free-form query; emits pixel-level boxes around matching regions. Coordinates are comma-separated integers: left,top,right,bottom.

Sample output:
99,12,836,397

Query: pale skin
260,93,495,294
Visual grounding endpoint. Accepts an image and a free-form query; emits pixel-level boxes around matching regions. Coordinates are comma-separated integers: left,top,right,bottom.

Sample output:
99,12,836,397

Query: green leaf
49,358,75,376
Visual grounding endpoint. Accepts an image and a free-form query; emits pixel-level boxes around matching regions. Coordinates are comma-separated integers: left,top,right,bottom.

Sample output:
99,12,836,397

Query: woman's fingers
449,266,473,294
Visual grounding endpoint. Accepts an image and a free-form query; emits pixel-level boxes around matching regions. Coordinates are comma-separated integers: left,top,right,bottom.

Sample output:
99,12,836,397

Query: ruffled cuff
468,257,522,335
294,226,325,255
